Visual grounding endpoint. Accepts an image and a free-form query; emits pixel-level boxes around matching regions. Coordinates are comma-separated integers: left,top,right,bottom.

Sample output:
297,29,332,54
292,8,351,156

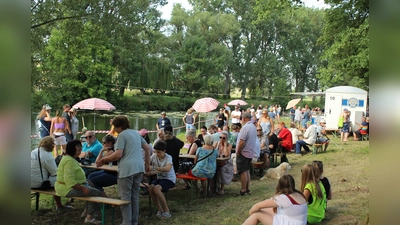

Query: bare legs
341,132,349,142
149,184,170,214
242,208,274,225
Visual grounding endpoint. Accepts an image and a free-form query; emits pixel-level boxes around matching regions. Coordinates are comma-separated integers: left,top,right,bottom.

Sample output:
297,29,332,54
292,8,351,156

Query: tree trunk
118,86,125,97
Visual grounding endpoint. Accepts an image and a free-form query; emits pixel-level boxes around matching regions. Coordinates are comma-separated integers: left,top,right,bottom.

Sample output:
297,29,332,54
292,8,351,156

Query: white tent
324,86,368,131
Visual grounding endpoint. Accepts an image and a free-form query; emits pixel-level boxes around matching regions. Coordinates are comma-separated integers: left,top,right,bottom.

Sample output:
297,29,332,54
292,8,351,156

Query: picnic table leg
99,203,106,225
35,192,40,211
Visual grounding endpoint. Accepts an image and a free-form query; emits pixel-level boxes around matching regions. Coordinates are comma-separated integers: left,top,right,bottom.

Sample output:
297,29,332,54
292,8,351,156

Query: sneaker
156,211,163,218
161,212,172,219
84,217,102,224
217,190,224,195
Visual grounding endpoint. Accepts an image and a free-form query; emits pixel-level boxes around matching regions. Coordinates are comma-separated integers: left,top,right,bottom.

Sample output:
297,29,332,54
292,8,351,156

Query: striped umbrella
73,98,116,132
228,99,248,106
192,97,220,129
192,97,220,113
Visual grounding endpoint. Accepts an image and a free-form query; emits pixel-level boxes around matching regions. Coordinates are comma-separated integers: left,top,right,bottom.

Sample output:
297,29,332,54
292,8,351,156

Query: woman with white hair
188,134,218,197
213,131,234,195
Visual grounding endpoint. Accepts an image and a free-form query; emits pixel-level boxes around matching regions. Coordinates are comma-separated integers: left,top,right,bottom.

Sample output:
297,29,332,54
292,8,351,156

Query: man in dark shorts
235,112,257,196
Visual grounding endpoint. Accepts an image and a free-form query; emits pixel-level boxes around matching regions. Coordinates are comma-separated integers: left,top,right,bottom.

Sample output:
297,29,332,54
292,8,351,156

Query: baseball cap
138,129,148,136
161,111,166,115
320,119,326,123
43,104,52,110
243,112,252,118
343,108,348,111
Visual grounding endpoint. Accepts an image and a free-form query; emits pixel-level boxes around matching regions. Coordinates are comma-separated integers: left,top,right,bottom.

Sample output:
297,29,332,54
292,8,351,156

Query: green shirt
306,181,326,224
55,155,86,196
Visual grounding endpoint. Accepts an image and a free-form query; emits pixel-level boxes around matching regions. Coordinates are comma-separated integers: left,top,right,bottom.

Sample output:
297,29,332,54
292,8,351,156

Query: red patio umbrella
73,98,116,132
192,97,220,129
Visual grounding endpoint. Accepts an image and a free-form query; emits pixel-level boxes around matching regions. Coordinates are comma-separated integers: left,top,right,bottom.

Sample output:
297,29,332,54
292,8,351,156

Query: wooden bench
31,188,129,225
176,174,207,199
312,142,328,154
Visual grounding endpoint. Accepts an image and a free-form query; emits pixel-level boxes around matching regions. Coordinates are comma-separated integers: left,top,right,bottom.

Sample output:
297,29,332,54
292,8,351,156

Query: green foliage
318,0,369,91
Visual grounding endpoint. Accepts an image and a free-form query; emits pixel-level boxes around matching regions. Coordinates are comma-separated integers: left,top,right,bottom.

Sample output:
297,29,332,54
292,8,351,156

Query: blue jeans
295,140,310,154
88,170,117,192
119,173,143,225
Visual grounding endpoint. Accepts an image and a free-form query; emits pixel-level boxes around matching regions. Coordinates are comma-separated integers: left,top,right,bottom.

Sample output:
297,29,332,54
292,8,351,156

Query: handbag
37,149,52,190
178,150,215,173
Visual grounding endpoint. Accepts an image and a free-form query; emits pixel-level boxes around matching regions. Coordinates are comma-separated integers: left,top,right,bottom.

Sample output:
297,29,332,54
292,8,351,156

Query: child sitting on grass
312,160,332,210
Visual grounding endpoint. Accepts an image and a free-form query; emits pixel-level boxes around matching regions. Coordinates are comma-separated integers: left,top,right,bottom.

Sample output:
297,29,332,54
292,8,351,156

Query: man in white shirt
231,105,241,126
295,121,317,154
294,106,302,129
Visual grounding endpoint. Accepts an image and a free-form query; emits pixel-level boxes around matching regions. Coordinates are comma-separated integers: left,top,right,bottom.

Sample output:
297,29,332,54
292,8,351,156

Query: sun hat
138,129,149,136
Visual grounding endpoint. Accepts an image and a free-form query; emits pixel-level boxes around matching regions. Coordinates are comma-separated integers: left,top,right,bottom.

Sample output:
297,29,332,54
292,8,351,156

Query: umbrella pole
93,111,96,133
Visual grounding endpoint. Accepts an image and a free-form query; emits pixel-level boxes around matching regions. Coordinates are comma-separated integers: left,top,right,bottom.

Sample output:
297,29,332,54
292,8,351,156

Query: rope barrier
31,118,216,138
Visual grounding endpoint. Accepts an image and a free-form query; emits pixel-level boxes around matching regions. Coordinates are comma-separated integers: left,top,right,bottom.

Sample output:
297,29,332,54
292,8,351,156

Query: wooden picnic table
81,163,119,172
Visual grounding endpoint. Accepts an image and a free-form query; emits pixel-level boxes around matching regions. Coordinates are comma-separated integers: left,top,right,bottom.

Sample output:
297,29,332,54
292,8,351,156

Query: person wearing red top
277,122,292,163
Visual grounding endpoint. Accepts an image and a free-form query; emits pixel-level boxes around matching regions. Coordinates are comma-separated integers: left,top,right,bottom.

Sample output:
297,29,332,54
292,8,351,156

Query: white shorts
54,132,67,146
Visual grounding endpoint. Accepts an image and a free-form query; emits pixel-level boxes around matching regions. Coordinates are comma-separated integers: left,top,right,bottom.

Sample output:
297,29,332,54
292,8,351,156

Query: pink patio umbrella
72,98,116,132
192,97,220,128
228,99,248,106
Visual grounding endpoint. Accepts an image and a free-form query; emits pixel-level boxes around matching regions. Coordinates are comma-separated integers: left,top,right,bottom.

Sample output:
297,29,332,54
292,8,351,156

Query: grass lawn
31,120,369,225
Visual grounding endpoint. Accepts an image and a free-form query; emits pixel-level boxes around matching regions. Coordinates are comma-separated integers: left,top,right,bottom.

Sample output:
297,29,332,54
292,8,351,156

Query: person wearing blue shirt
79,131,102,163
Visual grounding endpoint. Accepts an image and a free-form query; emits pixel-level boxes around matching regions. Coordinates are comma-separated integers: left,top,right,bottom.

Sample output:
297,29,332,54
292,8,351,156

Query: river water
31,111,216,148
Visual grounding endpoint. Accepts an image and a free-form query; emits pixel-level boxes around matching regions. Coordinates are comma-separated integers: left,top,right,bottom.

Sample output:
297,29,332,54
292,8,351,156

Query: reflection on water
31,111,217,149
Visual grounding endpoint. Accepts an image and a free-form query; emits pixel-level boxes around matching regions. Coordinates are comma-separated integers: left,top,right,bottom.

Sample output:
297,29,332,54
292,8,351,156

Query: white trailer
324,86,368,131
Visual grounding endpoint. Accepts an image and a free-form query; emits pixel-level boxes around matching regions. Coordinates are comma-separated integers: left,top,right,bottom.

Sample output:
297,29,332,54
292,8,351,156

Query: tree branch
31,14,91,29
31,0,43,12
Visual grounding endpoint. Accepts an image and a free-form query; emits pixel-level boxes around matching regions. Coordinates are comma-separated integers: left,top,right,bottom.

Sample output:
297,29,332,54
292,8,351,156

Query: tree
318,0,369,91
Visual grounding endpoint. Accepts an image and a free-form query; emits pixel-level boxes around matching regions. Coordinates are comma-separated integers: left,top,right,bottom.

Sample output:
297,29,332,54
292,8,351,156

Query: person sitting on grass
300,164,326,224
312,160,332,210
149,141,176,219
242,174,307,225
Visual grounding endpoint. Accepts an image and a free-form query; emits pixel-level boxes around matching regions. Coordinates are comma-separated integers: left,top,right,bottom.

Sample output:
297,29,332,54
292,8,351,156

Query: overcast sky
159,0,330,20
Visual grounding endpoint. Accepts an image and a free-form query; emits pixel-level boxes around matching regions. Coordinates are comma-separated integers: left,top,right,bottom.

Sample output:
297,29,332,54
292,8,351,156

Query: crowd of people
32,101,366,224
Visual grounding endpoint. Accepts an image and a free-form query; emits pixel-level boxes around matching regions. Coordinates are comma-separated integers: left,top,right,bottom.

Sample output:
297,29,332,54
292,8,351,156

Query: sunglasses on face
75,145,82,148
85,136,92,139
102,142,108,144
219,137,226,140
257,129,262,131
